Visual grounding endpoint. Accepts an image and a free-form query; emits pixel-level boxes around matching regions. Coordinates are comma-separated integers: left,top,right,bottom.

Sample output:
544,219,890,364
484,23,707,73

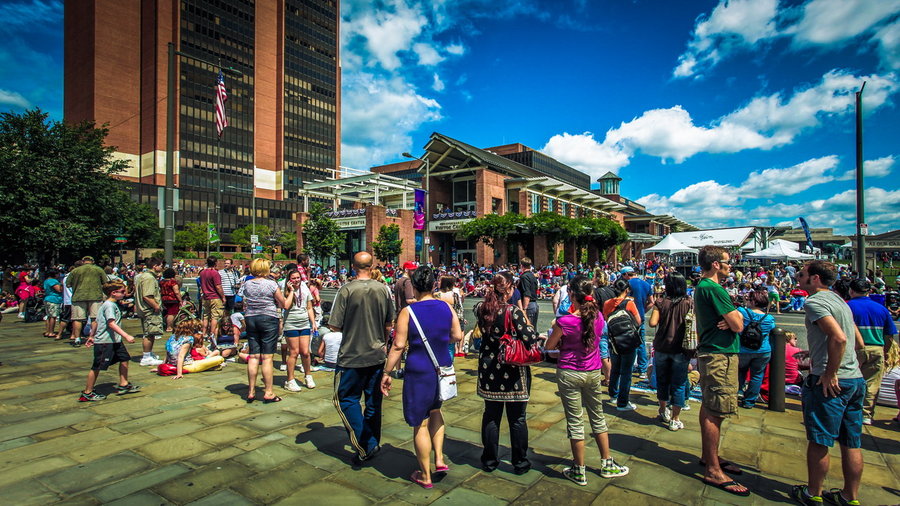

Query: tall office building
64,0,340,244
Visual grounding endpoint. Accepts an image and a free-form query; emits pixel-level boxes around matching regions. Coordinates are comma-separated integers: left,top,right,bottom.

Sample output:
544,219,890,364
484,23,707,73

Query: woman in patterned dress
475,273,538,475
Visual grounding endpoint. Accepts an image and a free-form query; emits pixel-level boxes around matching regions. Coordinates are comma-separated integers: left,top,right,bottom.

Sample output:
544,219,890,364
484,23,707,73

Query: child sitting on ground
213,315,240,361
156,318,225,378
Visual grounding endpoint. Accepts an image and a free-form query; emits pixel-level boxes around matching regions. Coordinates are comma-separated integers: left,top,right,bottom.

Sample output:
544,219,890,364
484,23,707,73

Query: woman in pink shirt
546,276,629,486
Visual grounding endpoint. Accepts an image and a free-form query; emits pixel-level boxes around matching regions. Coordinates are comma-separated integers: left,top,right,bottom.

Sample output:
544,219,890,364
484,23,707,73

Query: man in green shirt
693,246,747,497
66,256,108,344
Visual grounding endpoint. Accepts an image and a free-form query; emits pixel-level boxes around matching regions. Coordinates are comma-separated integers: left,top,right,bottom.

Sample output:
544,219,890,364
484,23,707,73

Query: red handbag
498,306,543,366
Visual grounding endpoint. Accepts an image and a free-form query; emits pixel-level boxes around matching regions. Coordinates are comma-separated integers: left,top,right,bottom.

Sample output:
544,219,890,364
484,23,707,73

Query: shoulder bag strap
407,307,440,370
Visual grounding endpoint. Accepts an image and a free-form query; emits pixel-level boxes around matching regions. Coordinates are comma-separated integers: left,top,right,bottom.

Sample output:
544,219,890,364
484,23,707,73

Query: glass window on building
547,197,555,213
531,194,540,214
560,201,567,216
452,178,476,211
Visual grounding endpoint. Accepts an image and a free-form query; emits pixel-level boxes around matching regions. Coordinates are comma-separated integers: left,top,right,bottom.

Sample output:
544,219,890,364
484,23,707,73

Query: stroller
23,293,45,323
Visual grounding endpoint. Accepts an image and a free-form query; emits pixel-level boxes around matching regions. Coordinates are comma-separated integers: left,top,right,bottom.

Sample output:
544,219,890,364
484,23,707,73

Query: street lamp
164,42,243,265
854,81,866,278
403,152,430,264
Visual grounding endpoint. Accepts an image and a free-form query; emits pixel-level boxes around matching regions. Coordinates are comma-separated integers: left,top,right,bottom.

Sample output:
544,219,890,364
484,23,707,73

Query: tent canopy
746,241,815,261
643,235,699,255
669,227,755,248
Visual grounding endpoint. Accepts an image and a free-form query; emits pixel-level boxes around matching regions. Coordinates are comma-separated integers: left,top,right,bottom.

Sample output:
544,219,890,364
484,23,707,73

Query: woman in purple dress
382,266,463,489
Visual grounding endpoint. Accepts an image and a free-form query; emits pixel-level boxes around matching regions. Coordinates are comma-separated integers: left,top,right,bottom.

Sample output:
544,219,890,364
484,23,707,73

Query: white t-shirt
322,330,342,364
230,312,245,331
284,282,313,331
62,274,73,305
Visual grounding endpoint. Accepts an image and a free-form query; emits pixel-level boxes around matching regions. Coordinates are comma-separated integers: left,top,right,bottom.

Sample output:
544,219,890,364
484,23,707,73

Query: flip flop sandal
703,478,750,497
698,459,742,475
434,465,450,473
262,395,283,403
246,395,256,403
410,471,433,489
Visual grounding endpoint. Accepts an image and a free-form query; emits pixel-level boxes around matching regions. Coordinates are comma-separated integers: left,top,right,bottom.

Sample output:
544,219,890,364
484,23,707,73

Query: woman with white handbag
381,266,463,489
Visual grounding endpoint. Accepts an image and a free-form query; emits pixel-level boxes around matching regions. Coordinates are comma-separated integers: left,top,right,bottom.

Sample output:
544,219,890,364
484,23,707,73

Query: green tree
174,222,208,253
120,203,162,249
573,216,628,252
459,213,525,247
371,224,402,264
231,224,271,251
524,212,581,249
276,231,297,257
301,202,342,265
0,109,162,264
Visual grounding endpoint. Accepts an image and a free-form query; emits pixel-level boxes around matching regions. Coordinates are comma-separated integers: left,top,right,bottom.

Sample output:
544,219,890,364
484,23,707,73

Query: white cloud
340,72,441,170
0,88,30,108
738,156,839,196
674,0,900,78
413,42,444,66
445,43,466,55
837,155,896,180
432,73,445,91
541,132,631,176
540,70,899,176
345,5,426,71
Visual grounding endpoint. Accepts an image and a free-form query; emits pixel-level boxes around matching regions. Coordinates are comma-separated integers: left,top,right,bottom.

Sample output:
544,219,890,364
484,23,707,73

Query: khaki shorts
140,313,164,338
697,352,739,418
202,298,225,322
71,301,101,321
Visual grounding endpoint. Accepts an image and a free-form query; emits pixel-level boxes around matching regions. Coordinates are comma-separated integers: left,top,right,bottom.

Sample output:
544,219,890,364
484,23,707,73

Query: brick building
64,0,341,247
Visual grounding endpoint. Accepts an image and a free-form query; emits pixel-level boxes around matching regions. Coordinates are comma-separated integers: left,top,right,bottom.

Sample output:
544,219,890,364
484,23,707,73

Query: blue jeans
738,352,771,404
654,351,689,407
609,349,637,407
790,296,806,311
525,301,539,333
333,362,384,457
633,324,648,373
801,375,865,448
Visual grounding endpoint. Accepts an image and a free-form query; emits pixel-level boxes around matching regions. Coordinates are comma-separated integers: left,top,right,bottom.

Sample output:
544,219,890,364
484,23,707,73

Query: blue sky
2,0,898,235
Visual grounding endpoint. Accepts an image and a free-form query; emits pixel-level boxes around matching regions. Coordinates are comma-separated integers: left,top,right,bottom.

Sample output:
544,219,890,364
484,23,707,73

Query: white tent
746,241,815,261
669,227,755,248
643,235,699,255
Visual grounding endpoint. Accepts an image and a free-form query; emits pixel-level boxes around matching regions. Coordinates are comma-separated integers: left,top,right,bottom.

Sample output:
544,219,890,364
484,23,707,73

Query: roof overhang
504,177,625,213
302,169,420,205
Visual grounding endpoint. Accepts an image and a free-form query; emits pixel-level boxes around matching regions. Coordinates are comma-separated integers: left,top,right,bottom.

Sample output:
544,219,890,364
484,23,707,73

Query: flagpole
215,59,223,254
206,206,211,258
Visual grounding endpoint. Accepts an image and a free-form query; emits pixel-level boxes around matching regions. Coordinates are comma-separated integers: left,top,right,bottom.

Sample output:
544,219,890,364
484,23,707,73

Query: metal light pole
855,82,866,278
403,152,430,264
164,41,242,265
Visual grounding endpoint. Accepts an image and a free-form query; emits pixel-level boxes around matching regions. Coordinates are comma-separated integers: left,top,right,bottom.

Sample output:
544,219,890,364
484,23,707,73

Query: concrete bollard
768,327,787,412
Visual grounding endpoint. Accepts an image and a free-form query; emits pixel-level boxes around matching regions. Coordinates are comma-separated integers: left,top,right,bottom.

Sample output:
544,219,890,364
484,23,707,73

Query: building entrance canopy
302,166,420,208
504,177,624,215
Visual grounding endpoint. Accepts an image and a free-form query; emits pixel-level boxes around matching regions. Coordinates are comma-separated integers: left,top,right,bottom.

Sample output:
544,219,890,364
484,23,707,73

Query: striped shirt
219,268,238,297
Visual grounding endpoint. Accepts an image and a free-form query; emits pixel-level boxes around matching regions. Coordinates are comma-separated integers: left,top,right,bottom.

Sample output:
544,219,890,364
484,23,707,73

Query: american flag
215,70,228,137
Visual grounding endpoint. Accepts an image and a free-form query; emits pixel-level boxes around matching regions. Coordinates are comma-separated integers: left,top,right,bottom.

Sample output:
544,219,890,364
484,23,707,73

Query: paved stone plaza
0,314,898,505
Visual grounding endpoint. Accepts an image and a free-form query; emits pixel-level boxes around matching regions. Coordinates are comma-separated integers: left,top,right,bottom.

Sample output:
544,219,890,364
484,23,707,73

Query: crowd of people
2,248,899,500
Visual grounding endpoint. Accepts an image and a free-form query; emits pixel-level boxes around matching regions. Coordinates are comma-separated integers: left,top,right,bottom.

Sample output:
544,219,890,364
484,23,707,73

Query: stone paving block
66,430,158,464
200,407,256,426
185,489,255,506
30,426,78,441
0,410,91,442
326,466,408,500
462,473,527,502
608,456,703,504
0,435,35,452
385,479,446,505
234,442,299,471
38,451,153,495
159,397,218,411
274,481,373,506
145,420,208,439
431,486,506,506
187,446,245,466
233,463,330,503
134,434,215,463
238,410,309,432
508,477,596,506
0,427,119,465
592,485,682,505
111,406,208,432
0,478,59,505
92,463,191,503
193,424,257,446
106,490,173,506
148,386,210,403
153,461,253,504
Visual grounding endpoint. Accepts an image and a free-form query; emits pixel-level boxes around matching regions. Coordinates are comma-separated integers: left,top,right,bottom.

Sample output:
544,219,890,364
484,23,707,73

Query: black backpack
739,307,768,350
607,299,641,354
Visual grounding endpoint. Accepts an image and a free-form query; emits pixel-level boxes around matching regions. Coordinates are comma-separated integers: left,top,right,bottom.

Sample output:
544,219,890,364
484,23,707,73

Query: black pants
224,295,235,312
481,400,530,472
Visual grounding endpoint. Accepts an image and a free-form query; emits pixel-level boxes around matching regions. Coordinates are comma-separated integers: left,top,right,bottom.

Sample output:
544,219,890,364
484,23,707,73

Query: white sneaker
17,313,24,319
862,417,872,426
284,379,302,392
305,375,316,389
140,357,163,366
658,407,671,423
616,402,637,412
681,403,691,411
296,364,305,373
225,357,236,363
668,419,684,431
279,364,287,371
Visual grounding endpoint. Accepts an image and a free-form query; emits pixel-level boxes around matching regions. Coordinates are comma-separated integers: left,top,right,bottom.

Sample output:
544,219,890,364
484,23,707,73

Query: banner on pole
413,189,425,230
208,223,220,244
798,217,813,253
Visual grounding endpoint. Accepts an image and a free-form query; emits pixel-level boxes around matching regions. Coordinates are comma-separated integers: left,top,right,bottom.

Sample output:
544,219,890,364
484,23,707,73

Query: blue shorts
801,374,865,448
283,328,311,338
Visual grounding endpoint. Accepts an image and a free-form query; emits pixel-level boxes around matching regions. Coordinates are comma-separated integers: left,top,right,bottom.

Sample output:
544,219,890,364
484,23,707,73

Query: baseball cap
620,266,635,275
403,261,418,270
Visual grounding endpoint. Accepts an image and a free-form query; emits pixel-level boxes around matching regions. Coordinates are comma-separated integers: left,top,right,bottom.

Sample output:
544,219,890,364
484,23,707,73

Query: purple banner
413,189,425,230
